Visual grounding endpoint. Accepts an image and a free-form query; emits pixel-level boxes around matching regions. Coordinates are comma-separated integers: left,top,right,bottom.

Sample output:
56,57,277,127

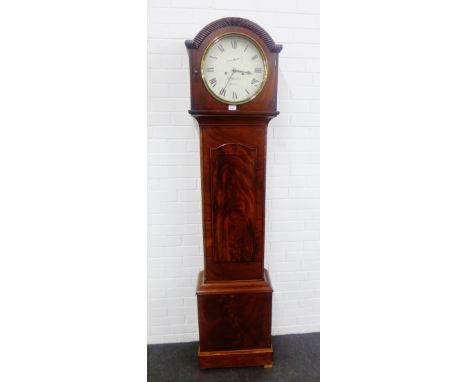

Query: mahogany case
185,17,282,369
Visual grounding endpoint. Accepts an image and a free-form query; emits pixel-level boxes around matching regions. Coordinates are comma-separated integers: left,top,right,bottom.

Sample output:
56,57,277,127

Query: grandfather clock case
185,18,282,369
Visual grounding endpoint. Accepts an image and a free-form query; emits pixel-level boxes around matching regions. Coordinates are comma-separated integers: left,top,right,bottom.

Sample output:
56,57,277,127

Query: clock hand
221,69,235,94
233,69,252,75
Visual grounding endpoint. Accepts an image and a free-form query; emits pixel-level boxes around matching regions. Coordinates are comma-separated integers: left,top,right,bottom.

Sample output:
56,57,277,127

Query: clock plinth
186,18,282,369
196,269,273,369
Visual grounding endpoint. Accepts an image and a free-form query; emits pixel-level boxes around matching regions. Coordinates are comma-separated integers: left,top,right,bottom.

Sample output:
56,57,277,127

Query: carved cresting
185,17,283,53
210,143,257,263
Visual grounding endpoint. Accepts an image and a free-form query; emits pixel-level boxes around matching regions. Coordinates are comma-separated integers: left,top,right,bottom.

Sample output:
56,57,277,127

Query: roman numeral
244,45,248,52
254,68,262,74
209,78,217,87
206,67,214,72
251,78,259,85
209,55,217,60
219,88,226,96
232,91,237,100
217,44,224,52
245,88,250,95
231,39,237,49
251,54,258,60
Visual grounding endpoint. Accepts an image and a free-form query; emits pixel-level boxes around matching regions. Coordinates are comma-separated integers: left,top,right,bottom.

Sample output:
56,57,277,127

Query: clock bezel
200,32,269,105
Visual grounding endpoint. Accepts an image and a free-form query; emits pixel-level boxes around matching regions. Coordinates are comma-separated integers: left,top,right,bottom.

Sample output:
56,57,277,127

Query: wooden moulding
198,346,273,369
196,269,273,295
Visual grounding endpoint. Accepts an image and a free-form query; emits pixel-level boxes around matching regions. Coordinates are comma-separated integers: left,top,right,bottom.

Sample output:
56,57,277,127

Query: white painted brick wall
148,0,319,344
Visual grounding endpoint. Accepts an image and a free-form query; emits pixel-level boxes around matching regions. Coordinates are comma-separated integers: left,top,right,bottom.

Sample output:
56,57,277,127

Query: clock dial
201,34,268,105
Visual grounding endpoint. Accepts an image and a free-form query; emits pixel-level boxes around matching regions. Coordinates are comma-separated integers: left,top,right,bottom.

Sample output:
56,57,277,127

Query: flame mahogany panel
211,143,258,264
198,292,272,351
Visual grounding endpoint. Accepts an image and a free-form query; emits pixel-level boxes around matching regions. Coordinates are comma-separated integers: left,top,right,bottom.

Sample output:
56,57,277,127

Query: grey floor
147,332,320,382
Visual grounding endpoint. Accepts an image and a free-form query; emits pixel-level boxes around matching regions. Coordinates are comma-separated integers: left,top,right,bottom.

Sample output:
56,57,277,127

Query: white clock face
201,33,268,105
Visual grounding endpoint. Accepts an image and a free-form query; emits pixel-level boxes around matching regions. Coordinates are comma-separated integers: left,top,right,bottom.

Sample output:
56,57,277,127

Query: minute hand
221,69,235,94
233,69,252,75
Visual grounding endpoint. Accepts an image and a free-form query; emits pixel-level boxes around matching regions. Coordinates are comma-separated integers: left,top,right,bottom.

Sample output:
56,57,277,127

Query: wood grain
211,143,257,263
196,270,273,353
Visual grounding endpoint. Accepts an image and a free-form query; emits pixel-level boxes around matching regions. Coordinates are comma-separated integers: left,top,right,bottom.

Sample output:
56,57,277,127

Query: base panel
196,269,273,369
198,346,273,369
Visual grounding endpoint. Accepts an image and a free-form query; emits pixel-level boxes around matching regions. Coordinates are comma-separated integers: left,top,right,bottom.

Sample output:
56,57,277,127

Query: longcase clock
185,17,282,369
